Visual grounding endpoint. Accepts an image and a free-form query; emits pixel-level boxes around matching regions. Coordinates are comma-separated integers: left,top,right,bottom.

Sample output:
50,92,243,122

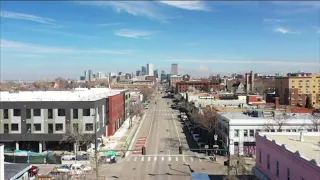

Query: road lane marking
134,157,137,161
168,157,171,161
141,157,144,161
161,157,164,161
154,157,157,161
190,157,194,161
148,157,151,161
176,157,179,161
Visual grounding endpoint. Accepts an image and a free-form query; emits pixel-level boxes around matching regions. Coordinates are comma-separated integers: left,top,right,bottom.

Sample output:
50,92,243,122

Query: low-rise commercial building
0,88,125,152
176,80,221,93
254,132,320,180
215,112,318,156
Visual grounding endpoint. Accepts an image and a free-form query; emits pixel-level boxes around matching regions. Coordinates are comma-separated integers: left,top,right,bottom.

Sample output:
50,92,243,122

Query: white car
71,164,91,172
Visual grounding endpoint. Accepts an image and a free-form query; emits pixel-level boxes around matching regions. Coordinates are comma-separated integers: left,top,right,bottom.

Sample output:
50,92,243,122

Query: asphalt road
99,92,226,180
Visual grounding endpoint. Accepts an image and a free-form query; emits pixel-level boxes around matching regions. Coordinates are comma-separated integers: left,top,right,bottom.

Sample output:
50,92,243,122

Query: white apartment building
216,111,319,156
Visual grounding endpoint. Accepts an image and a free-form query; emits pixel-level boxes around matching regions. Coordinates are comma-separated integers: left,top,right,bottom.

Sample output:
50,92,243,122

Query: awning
252,167,271,180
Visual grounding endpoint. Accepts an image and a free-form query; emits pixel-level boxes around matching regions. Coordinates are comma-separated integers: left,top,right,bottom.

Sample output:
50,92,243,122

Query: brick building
107,93,125,136
176,80,221,93
275,73,320,108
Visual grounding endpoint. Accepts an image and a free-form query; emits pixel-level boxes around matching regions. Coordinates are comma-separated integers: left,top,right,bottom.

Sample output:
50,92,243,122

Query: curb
125,113,146,157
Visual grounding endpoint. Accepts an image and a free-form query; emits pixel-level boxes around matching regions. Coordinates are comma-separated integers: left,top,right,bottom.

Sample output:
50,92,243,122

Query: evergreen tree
305,95,313,109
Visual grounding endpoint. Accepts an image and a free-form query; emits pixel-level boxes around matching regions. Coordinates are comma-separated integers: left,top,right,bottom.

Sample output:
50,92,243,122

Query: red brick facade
176,80,221,93
107,93,125,136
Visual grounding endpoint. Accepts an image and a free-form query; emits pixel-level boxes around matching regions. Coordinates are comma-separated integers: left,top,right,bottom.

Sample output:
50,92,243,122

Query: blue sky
0,1,319,80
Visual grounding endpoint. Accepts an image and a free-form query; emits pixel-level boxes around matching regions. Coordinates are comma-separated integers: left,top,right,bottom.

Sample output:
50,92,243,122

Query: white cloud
23,28,95,39
274,27,300,34
78,1,169,22
263,18,286,23
199,65,209,72
114,29,159,38
159,1,209,11
97,23,123,26
3,54,45,58
166,59,318,67
0,11,57,25
0,39,133,55
312,26,320,33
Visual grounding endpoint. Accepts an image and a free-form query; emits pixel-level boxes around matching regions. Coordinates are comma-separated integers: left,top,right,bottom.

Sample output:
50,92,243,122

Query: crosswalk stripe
176,157,178,161
154,157,157,161
148,157,151,161
134,157,137,161
161,157,164,161
190,157,194,162
141,157,144,161
168,157,171,161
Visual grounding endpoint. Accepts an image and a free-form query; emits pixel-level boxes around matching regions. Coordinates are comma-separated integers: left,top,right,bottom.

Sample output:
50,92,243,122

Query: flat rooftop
0,88,125,102
220,112,312,120
261,133,320,165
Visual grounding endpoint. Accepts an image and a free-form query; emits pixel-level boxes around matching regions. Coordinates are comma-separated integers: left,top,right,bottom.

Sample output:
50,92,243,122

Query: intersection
99,92,227,180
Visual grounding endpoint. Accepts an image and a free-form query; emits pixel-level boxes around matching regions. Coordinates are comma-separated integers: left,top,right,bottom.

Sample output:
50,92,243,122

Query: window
73,109,79,119
3,109,8,119
267,154,270,170
13,109,21,116
234,129,239,137
55,123,63,131
249,130,254,137
4,124,9,133
48,109,53,119
26,109,31,119
243,130,248,137
259,149,262,163
11,124,19,131
83,109,91,116
85,123,93,131
276,161,279,177
26,124,31,133
73,123,79,133
58,109,65,116
34,109,41,116
48,123,53,134
34,123,41,131
292,129,297,132
287,168,291,180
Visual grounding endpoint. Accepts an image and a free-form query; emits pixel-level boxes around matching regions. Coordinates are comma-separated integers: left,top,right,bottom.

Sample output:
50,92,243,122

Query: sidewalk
100,114,142,154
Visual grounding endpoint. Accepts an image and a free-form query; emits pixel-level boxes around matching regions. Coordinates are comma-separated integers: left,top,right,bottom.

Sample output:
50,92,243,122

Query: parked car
29,166,39,176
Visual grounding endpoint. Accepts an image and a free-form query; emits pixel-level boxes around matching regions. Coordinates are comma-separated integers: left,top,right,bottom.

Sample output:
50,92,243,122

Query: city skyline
1,1,319,80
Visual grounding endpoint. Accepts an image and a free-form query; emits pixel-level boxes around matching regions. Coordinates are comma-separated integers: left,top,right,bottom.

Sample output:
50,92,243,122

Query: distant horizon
2,69,319,81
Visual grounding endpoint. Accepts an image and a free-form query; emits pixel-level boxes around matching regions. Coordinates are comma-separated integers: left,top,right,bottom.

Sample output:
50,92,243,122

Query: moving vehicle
29,166,39,176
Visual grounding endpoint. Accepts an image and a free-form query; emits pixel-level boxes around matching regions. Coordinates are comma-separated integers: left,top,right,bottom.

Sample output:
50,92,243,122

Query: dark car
29,166,39,176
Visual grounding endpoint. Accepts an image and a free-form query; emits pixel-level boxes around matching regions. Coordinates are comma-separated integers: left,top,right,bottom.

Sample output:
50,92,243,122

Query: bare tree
264,112,290,132
60,124,95,159
224,156,255,180
128,100,144,128
191,106,219,147
310,114,320,131
139,87,153,102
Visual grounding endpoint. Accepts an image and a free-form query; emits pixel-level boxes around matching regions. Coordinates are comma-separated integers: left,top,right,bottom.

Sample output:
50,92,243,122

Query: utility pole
94,108,99,180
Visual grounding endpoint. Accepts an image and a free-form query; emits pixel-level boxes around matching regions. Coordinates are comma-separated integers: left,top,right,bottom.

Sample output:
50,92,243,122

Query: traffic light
142,147,146,155
179,146,182,154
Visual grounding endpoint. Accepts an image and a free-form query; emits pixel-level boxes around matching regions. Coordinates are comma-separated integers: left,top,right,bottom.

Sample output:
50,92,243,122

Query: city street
99,92,227,180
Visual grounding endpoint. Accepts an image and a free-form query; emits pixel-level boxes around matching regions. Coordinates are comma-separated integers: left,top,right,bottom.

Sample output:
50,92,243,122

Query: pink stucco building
253,132,320,180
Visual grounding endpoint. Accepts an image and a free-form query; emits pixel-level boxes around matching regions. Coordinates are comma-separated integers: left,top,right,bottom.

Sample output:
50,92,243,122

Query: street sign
214,135,218,140
204,145,209,149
